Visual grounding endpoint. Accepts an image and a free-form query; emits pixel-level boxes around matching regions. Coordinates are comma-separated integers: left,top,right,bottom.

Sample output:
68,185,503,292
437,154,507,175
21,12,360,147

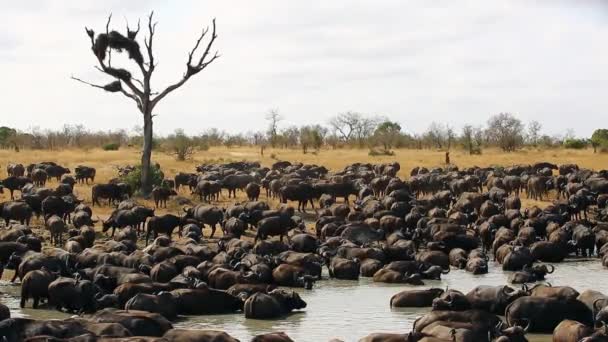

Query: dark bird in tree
72,11,220,196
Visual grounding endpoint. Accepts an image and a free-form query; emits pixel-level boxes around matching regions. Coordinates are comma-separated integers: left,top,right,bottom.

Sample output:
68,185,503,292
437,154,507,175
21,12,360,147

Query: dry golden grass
1,146,606,221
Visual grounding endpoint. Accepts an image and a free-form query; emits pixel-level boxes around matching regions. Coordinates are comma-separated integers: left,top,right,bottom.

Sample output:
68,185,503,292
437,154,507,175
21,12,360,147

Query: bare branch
71,76,105,89
186,26,208,67
93,64,144,98
120,88,143,111
105,14,112,32
131,77,145,88
196,18,218,68
150,18,219,109
72,75,142,111
126,17,141,39
145,11,157,74
106,14,112,67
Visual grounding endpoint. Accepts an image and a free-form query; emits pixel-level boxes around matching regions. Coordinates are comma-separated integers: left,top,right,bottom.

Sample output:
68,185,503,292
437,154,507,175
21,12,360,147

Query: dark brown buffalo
125,292,177,320
390,288,444,307
1,201,33,226
145,214,182,245
466,285,527,315
20,268,57,308
552,319,595,342
89,309,173,337
170,288,243,315
163,329,241,342
244,289,307,319
151,186,177,208
252,332,294,342
255,215,298,243
506,297,592,333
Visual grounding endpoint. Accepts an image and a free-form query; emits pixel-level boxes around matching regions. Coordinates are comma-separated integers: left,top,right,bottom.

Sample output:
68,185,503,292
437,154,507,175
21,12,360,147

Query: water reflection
0,259,603,341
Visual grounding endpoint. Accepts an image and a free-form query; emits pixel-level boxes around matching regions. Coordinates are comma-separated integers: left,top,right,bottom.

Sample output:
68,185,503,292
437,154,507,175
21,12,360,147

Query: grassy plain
0,146,606,224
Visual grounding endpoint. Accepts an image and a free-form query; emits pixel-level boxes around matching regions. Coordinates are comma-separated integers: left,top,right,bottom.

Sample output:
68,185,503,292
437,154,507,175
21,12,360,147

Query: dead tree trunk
141,112,153,195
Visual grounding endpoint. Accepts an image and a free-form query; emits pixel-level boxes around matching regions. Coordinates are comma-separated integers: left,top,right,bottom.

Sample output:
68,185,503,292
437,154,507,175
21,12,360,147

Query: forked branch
151,18,220,108
75,11,219,115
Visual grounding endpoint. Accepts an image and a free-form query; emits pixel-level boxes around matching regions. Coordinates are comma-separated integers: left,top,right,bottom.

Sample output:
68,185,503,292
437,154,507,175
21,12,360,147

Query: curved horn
449,329,457,339
521,318,531,333
234,249,245,260
547,264,555,274
594,298,606,312
229,259,240,269
441,267,451,274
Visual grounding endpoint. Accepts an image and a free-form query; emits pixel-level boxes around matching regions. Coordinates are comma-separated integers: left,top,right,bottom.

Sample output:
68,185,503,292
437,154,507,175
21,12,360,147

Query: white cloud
1,0,607,137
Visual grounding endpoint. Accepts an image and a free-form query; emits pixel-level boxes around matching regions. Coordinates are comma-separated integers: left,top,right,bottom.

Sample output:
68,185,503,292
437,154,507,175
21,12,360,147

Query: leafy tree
563,138,588,150
120,163,164,195
591,129,608,153
462,125,474,154
329,112,378,147
373,121,401,150
300,125,326,153
527,120,542,147
424,122,447,149
164,129,196,160
461,125,483,155
199,128,224,146
325,133,341,149
446,125,455,150
280,126,300,148
485,113,524,152
0,126,17,150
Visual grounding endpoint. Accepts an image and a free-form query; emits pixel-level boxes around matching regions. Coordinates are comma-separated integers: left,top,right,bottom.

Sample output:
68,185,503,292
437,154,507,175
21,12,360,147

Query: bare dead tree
72,12,219,195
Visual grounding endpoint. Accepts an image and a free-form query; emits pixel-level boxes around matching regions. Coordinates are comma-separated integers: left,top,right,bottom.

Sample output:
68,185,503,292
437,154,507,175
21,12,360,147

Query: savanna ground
0,146,605,341
1,146,606,232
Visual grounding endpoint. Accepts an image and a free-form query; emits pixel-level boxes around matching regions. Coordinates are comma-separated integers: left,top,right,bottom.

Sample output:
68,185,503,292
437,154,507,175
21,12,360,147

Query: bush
591,129,608,152
102,142,120,151
563,138,588,150
120,164,164,195
198,141,210,151
164,129,196,161
368,148,395,156
470,147,482,155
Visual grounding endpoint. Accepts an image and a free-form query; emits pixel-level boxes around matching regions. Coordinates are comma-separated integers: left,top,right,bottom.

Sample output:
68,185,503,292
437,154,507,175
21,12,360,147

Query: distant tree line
1,112,606,158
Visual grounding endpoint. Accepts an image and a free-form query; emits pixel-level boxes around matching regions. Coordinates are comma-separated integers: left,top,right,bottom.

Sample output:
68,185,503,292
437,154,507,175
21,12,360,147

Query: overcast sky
1,0,607,137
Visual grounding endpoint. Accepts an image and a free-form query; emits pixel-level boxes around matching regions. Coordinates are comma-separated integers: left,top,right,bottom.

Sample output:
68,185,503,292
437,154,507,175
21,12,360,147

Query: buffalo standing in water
244,289,307,319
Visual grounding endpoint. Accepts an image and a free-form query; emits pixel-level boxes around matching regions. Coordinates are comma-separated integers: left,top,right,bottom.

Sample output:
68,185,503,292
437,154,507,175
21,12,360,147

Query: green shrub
102,143,120,151
120,164,164,194
470,147,482,155
563,138,588,150
198,141,210,151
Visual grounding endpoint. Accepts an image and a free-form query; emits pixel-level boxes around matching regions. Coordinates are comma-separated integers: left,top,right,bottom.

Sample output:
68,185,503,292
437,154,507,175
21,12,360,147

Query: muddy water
1,259,604,342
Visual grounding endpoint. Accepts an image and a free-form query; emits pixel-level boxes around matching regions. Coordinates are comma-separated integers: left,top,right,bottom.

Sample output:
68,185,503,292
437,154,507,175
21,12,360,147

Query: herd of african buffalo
1,159,608,341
